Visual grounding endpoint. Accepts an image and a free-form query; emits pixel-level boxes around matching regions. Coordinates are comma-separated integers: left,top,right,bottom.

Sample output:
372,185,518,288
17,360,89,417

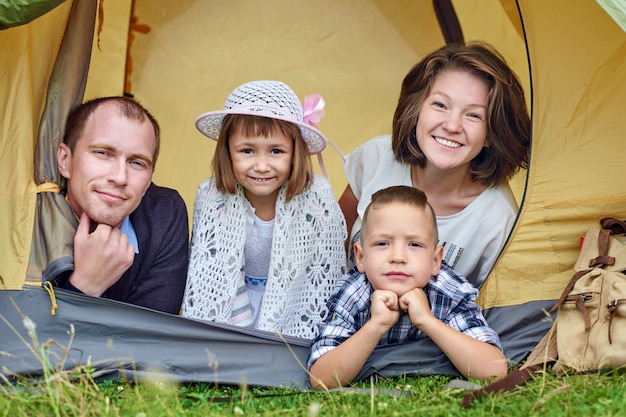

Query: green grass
2,369,626,416
3,313,625,416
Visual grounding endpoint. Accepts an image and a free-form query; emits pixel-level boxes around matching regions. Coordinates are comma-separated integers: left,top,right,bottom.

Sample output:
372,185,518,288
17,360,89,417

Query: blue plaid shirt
307,264,502,369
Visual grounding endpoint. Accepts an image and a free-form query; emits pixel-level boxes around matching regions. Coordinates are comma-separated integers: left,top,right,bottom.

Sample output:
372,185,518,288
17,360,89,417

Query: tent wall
4,0,626,384
83,0,529,233
0,1,73,290
130,0,529,218
480,0,626,309
1,286,312,387
2,0,529,292
83,0,132,96
85,0,444,222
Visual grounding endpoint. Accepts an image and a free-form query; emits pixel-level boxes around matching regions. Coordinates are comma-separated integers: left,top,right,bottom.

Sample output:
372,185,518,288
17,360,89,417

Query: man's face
57,102,155,227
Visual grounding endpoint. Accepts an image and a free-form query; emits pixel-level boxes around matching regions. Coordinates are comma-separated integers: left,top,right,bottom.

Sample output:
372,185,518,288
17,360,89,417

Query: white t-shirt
244,215,274,327
344,135,519,288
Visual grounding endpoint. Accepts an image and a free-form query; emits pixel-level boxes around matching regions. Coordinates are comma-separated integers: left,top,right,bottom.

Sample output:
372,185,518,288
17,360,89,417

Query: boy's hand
398,288,508,381
370,289,400,328
399,288,433,328
309,289,402,390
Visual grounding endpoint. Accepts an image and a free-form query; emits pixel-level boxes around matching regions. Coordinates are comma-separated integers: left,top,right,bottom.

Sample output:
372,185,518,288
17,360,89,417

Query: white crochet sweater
182,175,347,339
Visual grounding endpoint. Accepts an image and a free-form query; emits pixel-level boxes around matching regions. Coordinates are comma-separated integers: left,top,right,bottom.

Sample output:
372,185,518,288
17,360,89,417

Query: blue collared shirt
120,216,139,254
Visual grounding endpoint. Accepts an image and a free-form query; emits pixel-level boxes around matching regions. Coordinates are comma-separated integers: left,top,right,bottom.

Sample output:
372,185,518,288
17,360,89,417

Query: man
50,96,188,314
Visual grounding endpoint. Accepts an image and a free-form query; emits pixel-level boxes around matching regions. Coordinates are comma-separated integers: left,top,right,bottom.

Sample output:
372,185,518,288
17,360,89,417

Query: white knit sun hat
195,80,328,155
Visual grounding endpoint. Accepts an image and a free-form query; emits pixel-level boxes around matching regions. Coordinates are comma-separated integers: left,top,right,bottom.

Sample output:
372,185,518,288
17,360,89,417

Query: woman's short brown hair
392,42,530,186
212,114,313,201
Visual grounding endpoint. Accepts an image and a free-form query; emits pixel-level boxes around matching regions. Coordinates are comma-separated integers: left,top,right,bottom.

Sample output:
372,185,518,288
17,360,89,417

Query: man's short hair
63,96,161,166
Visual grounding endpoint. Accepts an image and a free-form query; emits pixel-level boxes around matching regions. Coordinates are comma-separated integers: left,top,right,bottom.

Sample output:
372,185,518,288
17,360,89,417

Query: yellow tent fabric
3,0,626,314
480,0,626,309
0,1,72,290
4,0,626,385
83,0,530,304
86,0,446,210
87,0,529,214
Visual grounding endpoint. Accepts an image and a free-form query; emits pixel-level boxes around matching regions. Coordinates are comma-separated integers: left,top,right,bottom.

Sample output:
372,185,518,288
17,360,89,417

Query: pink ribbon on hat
303,94,325,126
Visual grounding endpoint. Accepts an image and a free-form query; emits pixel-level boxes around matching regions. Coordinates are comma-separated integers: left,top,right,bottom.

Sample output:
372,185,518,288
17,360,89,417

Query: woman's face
415,69,489,172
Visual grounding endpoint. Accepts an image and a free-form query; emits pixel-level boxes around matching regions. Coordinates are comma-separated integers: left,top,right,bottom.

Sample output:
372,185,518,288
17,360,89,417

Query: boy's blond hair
361,185,438,245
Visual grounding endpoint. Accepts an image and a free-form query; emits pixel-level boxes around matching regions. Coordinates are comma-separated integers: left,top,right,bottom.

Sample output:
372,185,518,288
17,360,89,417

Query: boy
308,186,506,388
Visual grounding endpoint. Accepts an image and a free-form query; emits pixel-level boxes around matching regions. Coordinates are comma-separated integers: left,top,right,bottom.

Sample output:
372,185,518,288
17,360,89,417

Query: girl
339,42,530,288
182,80,347,339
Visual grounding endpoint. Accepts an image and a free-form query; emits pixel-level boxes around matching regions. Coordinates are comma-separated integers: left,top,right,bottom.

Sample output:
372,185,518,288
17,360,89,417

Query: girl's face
415,69,489,173
229,129,293,208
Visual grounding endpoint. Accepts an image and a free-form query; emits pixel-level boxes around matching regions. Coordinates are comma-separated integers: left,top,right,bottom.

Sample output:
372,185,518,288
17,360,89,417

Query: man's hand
69,213,135,296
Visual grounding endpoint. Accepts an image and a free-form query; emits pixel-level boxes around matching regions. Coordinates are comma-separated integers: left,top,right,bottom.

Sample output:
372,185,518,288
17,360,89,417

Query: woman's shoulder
437,184,517,228
439,184,517,232
344,135,408,191
366,134,393,146
476,184,518,213
347,134,392,158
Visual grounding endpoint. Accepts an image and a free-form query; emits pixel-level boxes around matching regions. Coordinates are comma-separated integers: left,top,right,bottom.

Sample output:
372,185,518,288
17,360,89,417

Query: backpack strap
590,228,615,267
550,269,592,312
593,218,626,266
462,217,625,408
460,366,535,407
461,322,557,407
552,221,615,312
600,217,626,235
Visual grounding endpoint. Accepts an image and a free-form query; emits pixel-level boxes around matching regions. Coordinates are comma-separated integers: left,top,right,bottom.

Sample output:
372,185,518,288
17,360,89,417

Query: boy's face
354,202,443,296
